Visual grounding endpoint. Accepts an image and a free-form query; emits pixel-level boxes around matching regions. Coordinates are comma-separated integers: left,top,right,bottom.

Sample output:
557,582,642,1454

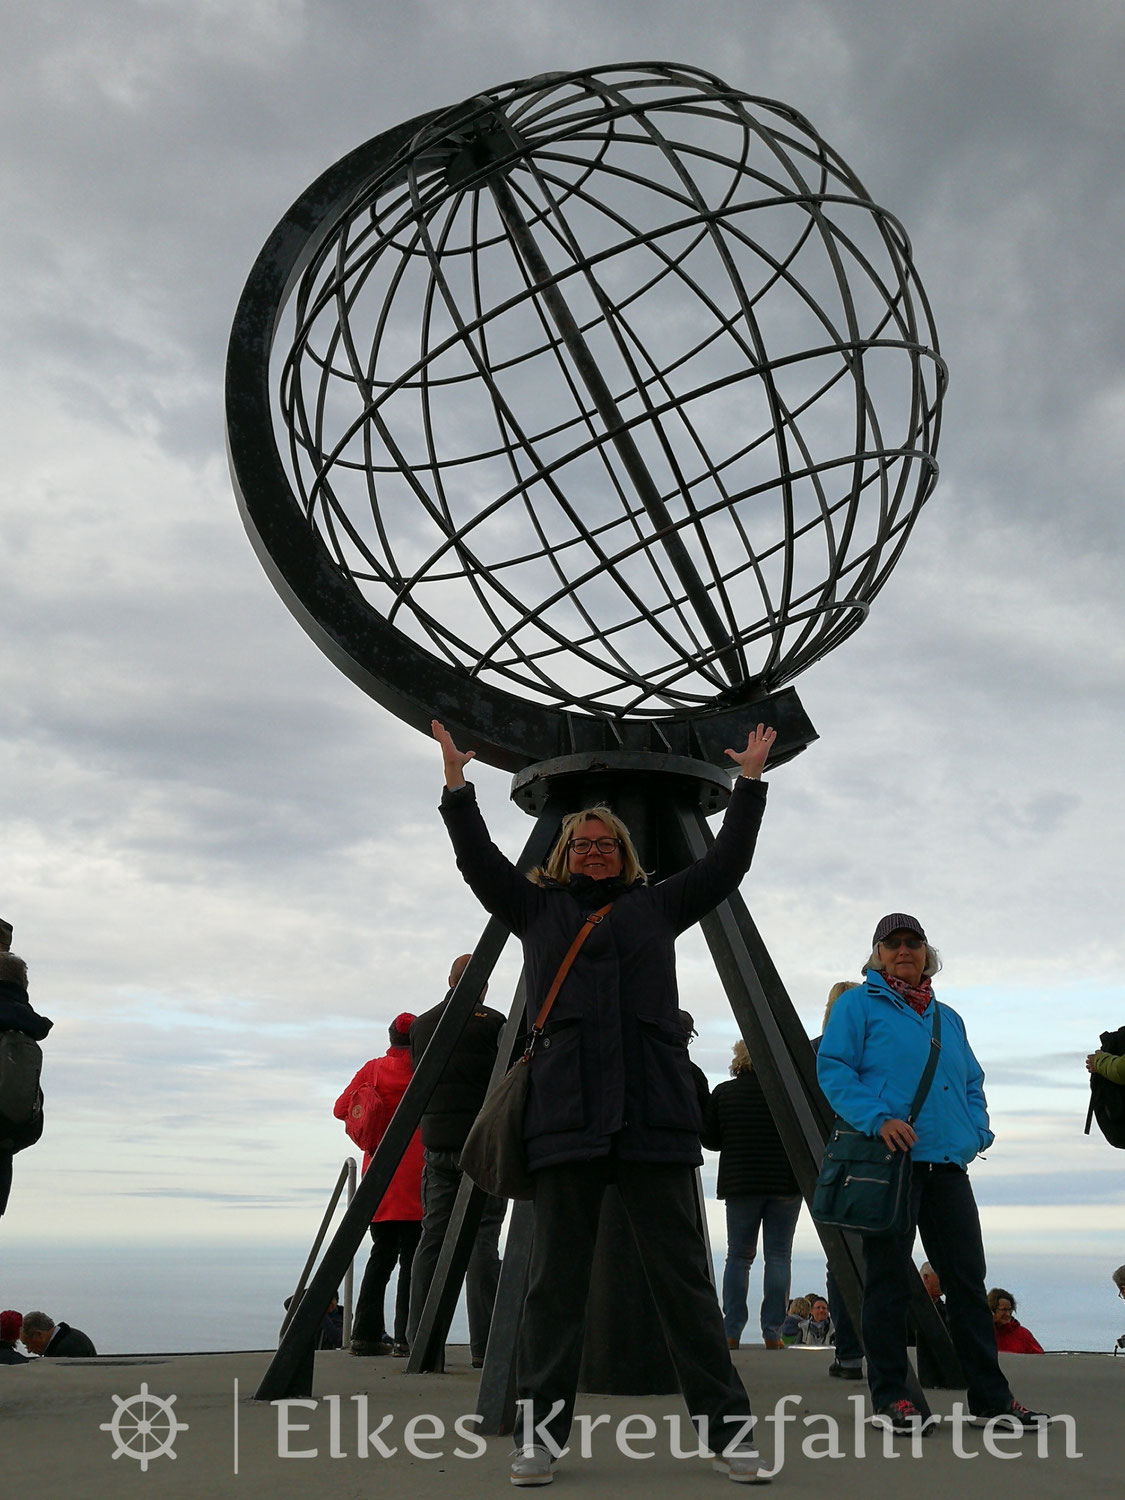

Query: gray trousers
518,1158,753,1453
407,1148,505,1360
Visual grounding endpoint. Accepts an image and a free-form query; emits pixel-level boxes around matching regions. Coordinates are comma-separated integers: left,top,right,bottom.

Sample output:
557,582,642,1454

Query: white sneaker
712,1447,770,1484
509,1444,555,1486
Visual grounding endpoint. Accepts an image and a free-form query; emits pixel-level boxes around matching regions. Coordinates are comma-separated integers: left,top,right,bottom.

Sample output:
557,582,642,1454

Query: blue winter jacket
816,970,994,1167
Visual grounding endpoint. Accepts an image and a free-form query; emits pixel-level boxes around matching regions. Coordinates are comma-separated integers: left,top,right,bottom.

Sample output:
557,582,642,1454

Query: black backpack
0,1031,44,1154
1085,1026,1125,1149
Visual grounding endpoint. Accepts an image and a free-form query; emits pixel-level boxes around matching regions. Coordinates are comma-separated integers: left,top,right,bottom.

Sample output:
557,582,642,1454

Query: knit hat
388,1012,415,1046
872,913,926,947
0,1310,22,1341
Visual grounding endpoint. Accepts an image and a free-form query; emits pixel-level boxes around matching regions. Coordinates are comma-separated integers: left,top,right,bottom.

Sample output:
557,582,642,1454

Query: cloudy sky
2,0,1123,1288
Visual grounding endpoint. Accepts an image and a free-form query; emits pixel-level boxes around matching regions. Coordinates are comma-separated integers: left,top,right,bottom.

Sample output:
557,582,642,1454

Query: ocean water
0,1240,471,1355
0,1238,1117,1358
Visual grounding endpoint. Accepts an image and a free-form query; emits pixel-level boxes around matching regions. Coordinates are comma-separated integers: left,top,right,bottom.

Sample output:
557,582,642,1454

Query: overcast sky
2,0,1123,1281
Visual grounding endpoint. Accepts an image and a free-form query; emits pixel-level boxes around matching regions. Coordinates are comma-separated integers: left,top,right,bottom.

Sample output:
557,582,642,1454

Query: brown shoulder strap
530,903,612,1036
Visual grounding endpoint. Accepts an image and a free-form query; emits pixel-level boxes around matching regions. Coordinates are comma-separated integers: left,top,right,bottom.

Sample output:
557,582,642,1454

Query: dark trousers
407,1149,506,1360
0,1153,11,1217
518,1158,753,1453
353,1220,422,1345
862,1163,1012,1413
825,1262,863,1364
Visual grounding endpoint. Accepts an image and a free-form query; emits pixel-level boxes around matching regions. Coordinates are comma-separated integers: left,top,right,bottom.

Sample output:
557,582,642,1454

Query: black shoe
391,1341,409,1357
969,1399,1050,1431
828,1360,863,1380
872,1399,932,1435
349,1338,392,1356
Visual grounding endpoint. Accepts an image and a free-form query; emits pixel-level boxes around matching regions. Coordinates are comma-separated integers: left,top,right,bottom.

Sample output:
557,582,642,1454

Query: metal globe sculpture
227,62,944,770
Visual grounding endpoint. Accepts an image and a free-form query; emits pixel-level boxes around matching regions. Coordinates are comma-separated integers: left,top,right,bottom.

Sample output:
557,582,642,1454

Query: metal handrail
280,1157,357,1345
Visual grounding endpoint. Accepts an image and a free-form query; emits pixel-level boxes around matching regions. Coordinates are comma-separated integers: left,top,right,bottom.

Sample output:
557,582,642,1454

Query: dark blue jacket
702,1070,800,1198
440,777,767,1171
0,982,52,1040
44,1322,97,1357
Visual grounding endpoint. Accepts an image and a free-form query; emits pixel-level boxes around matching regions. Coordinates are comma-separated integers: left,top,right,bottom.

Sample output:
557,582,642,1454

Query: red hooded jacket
334,1045,423,1221
994,1318,1044,1354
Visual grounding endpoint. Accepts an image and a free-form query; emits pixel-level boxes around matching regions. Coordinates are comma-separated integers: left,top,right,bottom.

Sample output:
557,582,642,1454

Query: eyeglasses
567,837,622,855
880,934,924,951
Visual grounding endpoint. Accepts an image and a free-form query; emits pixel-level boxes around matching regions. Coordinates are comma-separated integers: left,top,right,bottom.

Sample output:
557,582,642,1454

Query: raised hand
432,719,476,789
724,723,777,780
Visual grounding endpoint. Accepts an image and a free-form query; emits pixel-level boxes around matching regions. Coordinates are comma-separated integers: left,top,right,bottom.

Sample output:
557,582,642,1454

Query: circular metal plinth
511,749,735,816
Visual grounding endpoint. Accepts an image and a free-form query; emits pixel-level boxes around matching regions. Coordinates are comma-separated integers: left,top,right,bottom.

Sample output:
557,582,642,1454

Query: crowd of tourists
315,719,1122,1489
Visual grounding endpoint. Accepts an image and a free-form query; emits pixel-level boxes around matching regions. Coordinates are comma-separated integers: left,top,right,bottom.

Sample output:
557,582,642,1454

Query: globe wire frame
226,64,944,772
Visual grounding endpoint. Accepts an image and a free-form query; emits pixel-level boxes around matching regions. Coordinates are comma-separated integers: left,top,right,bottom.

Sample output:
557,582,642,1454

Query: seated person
781,1294,834,1346
988,1288,1044,1354
21,1311,97,1357
0,1308,29,1364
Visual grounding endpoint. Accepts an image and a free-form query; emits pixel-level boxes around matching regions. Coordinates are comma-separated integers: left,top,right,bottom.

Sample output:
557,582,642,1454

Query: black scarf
566,873,637,909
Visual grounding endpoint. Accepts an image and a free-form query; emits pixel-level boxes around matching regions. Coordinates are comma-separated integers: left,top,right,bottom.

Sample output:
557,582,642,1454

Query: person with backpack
1087,1046,1125,1084
334,1013,424,1355
1084,1031,1125,1149
0,950,52,1217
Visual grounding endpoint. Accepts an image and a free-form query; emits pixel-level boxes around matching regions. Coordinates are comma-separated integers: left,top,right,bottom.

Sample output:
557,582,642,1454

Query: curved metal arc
490,162,721,673
483,162,744,689
521,84,753,675
382,170,715,698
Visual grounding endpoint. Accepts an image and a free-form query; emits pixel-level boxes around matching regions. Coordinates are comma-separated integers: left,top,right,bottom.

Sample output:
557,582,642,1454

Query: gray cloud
2,1,1123,1252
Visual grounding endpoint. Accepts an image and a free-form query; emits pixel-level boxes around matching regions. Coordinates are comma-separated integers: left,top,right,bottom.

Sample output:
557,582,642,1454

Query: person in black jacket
433,718,776,1487
0,951,52,1218
21,1311,97,1357
406,954,507,1367
702,1040,802,1351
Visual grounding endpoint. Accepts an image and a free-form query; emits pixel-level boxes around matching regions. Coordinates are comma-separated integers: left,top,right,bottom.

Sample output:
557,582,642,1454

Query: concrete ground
3,1344,1117,1499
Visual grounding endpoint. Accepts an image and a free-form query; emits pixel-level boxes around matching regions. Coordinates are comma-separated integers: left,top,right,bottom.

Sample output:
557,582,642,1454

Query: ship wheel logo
100,1382,189,1471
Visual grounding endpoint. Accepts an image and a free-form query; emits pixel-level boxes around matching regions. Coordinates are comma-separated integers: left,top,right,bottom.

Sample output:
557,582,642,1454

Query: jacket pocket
525,1018,586,1136
637,1015,701,1131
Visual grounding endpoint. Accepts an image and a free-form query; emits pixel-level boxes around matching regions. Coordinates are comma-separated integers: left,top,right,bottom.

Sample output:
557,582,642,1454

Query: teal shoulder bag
812,1002,942,1237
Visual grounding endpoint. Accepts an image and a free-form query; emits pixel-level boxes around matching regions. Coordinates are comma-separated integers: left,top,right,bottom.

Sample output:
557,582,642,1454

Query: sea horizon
2,1238,1119,1360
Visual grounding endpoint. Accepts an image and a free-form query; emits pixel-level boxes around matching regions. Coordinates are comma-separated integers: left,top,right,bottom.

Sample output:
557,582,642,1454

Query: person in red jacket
334,1013,424,1355
988,1288,1045,1354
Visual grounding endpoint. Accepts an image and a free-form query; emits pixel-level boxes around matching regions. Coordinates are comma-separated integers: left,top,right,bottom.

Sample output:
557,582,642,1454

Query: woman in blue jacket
817,914,1048,1435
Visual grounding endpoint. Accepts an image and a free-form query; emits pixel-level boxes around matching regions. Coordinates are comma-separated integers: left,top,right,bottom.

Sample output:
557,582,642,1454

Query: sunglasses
880,934,924,951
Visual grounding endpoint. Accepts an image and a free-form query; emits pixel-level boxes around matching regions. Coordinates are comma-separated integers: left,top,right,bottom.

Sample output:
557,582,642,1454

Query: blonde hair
730,1040,751,1076
531,805,647,887
864,942,942,979
823,980,858,1031
787,1296,811,1318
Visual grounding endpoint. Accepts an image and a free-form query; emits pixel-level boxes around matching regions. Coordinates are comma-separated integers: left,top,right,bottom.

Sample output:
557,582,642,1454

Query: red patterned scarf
883,972,933,1016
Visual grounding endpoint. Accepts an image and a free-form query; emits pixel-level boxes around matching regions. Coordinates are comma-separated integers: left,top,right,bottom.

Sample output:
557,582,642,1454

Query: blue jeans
721,1194,802,1342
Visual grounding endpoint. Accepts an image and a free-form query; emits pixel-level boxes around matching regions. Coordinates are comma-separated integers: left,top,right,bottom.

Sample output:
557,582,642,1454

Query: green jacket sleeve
1093,1051,1125,1085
